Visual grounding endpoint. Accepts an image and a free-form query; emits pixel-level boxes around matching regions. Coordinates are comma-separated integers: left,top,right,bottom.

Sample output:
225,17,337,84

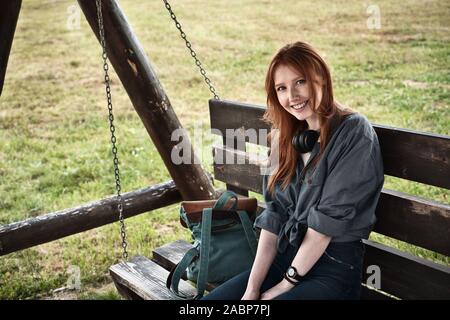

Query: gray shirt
254,113,385,253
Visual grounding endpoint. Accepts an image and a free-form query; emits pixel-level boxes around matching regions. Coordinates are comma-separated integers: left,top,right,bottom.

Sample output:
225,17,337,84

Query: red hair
263,41,354,196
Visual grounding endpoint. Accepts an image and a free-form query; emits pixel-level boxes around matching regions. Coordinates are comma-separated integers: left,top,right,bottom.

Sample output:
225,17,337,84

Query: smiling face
273,64,322,130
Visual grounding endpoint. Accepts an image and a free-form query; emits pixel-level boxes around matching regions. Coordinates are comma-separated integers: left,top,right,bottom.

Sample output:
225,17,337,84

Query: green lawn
0,0,449,299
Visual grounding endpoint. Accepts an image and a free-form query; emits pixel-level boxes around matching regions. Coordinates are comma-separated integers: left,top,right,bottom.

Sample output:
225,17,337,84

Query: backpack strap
166,247,199,299
237,209,258,256
213,190,238,210
166,207,213,300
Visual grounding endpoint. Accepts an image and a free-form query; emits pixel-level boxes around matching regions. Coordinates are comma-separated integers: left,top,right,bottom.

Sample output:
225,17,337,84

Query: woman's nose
288,86,299,101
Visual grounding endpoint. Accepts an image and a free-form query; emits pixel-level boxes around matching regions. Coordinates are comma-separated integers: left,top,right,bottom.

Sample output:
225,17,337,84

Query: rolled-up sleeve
254,174,289,235
307,133,384,238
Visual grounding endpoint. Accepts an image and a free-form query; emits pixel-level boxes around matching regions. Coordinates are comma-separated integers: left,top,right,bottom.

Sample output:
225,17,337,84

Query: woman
201,41,384,300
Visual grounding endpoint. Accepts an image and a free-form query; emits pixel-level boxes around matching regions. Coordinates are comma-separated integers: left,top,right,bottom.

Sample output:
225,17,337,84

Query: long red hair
263,41,354,196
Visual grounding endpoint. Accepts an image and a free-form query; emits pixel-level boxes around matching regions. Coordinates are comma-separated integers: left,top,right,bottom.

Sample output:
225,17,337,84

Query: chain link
95,0,128,261
163,0,220,100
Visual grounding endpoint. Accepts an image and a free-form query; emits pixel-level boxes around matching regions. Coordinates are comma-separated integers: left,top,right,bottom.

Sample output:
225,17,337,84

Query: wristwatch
284,266,304,285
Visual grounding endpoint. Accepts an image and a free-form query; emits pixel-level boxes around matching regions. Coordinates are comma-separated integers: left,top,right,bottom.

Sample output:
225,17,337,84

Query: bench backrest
209,99,450,300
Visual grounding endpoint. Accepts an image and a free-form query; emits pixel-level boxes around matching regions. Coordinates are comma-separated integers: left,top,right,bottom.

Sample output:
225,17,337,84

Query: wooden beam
0,180,181,256
0,0,22,96
77,0,216,200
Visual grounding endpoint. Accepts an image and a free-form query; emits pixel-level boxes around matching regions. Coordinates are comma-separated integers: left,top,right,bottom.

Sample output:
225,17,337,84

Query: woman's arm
289,227,331,277
241,229,278,300
260,227,331,300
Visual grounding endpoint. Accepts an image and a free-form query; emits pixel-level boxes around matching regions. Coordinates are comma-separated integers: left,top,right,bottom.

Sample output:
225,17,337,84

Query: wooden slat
375,125,450,190
375,190,450,256
221,106,249,197
213,146,450,256
209,99,450,189
109,255,196,300
209,99,270,146
152,239,193,272
360,285,396,300
213,146,263,194
152,240,217,292
362,240,450,299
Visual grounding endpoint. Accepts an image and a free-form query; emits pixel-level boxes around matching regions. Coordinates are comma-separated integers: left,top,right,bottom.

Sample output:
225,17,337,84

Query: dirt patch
403,80,450,90
403,80,428,89
40,281,118,300
154,220,181,236
348,80,370,86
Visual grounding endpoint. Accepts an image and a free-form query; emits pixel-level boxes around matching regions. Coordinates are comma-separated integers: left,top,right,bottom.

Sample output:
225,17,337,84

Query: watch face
287,267,296,277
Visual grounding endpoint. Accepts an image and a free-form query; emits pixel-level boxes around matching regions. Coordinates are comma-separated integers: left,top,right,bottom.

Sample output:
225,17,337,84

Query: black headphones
292,130,320,154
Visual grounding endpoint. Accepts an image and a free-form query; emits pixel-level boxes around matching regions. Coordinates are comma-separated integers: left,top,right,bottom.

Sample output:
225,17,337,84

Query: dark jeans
201,240,365,300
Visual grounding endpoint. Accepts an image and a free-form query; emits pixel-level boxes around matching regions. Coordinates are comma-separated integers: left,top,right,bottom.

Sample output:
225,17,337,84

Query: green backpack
166,191,258,299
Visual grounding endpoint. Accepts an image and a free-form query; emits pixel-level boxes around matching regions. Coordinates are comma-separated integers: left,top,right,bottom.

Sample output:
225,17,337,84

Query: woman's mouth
291,100,309,110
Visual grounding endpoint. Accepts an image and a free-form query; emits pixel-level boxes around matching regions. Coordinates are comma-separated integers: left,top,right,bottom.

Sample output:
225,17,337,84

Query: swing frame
0,0,449,300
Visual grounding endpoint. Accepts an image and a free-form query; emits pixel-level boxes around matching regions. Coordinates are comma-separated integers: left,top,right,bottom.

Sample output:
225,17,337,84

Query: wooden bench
110,99,450,300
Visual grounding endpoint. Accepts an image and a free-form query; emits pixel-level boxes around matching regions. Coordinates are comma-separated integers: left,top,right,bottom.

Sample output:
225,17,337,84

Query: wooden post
0,0,22,96
77,0,216,200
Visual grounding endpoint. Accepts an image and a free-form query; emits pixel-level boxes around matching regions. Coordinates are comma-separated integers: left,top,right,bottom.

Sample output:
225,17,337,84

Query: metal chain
162,0,220,100
95,0,128,261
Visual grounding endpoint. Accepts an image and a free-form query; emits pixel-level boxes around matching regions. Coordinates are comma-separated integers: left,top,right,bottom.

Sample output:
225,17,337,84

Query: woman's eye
276,86,285,92
297,79,306,85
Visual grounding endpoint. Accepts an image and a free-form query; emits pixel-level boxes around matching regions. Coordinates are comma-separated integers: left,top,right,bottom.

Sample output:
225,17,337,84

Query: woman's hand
260,279,295,300
241,288,260,300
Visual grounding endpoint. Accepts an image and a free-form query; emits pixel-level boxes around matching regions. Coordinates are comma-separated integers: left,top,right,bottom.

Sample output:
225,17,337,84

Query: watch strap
283,273,300,285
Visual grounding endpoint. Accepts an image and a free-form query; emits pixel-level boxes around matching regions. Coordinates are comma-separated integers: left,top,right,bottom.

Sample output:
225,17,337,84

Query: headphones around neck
291,114,351,154
292,130,320,154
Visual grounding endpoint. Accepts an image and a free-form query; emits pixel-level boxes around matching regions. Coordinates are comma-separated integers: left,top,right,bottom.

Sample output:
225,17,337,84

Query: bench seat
110,99,450,300
111,239,448,300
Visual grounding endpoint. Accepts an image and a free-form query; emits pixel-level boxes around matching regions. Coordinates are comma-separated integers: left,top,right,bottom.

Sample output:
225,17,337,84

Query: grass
0,0,449,299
